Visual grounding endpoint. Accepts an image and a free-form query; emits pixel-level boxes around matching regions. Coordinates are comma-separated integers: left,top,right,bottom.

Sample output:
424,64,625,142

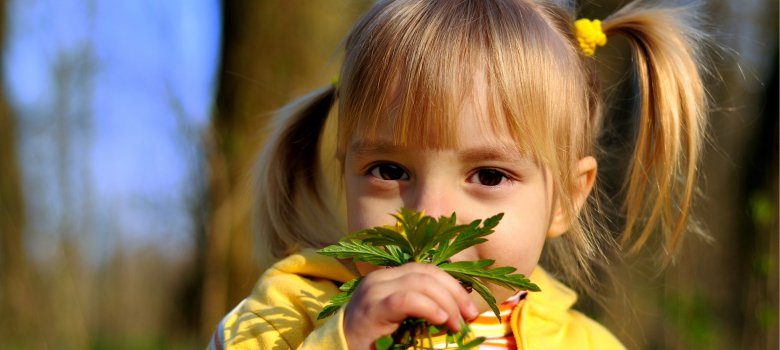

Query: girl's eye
368,163,410,181
470,169,508,186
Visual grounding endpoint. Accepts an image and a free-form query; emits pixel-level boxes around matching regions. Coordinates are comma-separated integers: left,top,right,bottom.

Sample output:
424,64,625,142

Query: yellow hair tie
575,18,607,57
331,74,339,89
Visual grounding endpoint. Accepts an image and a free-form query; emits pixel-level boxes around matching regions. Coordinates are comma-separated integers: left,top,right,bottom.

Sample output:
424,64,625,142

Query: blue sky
3,0,221,262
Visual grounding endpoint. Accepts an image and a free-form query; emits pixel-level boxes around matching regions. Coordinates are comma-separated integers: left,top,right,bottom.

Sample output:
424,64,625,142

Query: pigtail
601,3,707,256
253,85,342,268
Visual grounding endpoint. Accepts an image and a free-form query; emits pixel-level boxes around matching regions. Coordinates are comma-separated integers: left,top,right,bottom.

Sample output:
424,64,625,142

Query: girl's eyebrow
458,145,534,165
348,140,403,158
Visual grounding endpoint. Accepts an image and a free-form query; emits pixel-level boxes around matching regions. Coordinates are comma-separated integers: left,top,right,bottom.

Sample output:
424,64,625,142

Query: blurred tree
0,0,35,344
200,0,370,340
1,0,96,346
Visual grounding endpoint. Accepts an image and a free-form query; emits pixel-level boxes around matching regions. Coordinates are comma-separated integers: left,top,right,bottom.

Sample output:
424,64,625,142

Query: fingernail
467,303,479,319
436,309,448,323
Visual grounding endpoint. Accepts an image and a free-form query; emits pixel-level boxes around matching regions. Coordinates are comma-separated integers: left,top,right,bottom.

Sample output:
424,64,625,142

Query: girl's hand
343,263,479,350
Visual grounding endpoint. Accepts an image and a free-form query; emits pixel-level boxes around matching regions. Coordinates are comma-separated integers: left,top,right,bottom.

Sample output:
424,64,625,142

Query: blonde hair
252,0,708,291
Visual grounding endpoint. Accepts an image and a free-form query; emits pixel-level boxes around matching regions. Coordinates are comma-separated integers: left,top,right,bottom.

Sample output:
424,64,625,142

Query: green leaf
317,277,363,320
415,214,460,262
317,240,403,267
430,217,497,265
450,273,500,318
481,212,503,231
394,209,427,257
385,244,410,263
441,259,494,271
317,305,339,320
440,260,540,292
317,292,348,319
445,331,455,347
375,336,393,350
393,208,422,236
435,320,484,349
351,226,414,256
460,337,486,349
339,277,363,293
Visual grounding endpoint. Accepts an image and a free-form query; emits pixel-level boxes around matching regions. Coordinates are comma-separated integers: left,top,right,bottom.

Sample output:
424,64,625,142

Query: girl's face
343,81,556,311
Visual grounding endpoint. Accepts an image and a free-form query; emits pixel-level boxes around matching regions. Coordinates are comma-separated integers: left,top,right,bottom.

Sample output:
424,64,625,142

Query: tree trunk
0,0,33,341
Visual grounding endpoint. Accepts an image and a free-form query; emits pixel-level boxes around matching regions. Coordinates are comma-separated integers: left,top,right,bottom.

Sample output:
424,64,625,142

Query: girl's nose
407,182,454,218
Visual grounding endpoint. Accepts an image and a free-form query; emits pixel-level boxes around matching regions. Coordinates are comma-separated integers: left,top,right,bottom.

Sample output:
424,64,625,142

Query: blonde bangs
336,0,484,155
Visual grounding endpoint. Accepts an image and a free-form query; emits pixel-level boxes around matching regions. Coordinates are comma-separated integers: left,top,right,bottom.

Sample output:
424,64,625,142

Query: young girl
211,0,707,348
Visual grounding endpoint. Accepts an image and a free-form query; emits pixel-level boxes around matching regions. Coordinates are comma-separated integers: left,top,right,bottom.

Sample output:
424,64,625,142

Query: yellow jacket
210,249,625,349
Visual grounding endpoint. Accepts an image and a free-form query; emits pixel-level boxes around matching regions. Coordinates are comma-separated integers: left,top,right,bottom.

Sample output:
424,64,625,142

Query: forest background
0,0,777,349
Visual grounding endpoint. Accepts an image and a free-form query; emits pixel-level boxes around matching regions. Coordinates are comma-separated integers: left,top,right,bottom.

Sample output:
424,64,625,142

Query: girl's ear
547,156,597,237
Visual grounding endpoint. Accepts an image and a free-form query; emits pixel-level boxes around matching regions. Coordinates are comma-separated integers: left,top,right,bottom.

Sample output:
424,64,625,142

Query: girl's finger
374,290,451,326
382,263,478,319
367,263,478,330
345,288,448,340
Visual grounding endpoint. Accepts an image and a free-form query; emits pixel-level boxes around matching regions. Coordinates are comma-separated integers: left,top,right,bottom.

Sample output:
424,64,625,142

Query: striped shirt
431,291,527,349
